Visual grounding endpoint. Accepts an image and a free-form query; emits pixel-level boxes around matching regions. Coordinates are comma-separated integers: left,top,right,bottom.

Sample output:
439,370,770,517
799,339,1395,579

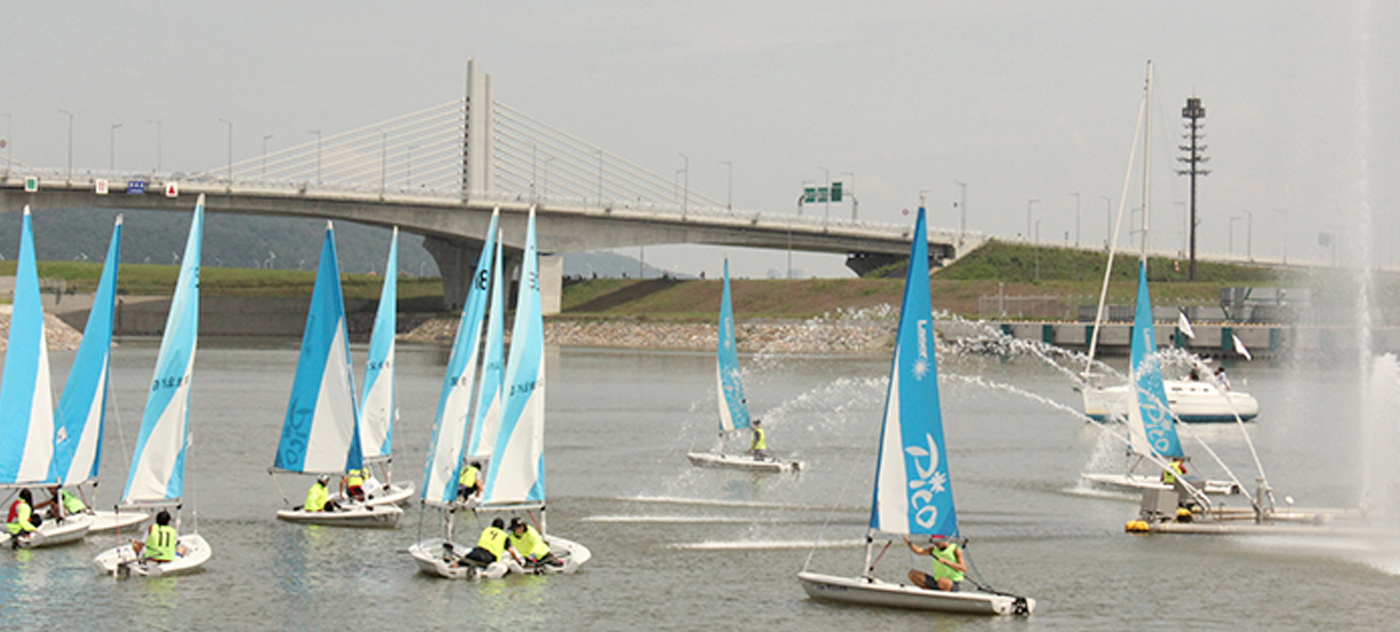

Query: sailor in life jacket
7,489,43,543
34,485,88,521
905,535,966,592
462,518,520,567
343,468,367,502
132,510,180,564
458,461,484,501
750,419,769,461
304,475,341,512
509,517,562,568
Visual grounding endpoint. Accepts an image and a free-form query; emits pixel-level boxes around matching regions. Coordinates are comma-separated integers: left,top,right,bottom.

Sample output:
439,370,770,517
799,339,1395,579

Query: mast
1141,60,1153,264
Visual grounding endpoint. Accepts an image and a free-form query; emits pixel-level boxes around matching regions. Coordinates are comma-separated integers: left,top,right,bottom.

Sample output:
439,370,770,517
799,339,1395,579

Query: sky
3,1,1398,278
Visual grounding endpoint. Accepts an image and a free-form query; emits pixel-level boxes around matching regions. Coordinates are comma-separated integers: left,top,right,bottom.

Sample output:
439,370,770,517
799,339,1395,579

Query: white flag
1232,333,1252,361
1177,311,1196,340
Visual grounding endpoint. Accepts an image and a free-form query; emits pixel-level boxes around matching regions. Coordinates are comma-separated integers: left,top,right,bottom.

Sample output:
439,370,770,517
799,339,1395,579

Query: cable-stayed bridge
0,61,976,310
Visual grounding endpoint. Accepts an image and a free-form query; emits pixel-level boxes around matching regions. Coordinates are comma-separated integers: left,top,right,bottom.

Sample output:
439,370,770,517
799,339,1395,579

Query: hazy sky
4,1,1396,278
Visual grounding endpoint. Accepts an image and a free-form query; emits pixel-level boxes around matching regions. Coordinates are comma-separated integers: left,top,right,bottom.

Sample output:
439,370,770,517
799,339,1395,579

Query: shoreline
401,317,897,355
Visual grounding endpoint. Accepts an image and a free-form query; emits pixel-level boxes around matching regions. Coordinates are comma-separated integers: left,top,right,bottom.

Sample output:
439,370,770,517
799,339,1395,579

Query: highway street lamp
1069,192,1080,246
219,118,233,185
308,129,322,184
954,180,967,242
678,153,689,216
58,108,73,180
841,171,856,220
820,167,830,221
148,120,162,173
1034,219,1042,280
1102,195,1113,250
1243,210,1253,260
720,160,732,210
1025,198,1040,241
109,123,122,171
2,112,11,179
1230,216,1242,254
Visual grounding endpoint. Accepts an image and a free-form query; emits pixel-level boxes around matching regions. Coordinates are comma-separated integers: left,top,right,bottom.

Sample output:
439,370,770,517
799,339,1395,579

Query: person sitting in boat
1214,366,1231,390
132,509,180,565
508,517,562,569
460,517,521,568
304,475,342,512
1161,457,1187,485
750,419,769,461
342,468,367,502
457,461,484,501
904,535,966,592
6,489,43,547
34,485,88,522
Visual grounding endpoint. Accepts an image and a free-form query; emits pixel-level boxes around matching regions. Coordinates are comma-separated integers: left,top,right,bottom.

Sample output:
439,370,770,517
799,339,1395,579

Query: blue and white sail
421,209,500,506
869,208,957,538
121,195,204,506
359,228,398,463
483,207,546,508
716,258,750,435
51,216,123,486
1126,260,1184,459
467,232,506,461
273,222,362,476
0,207,57,487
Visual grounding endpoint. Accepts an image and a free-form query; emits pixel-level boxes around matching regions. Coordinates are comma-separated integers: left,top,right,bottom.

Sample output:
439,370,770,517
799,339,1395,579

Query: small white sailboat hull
504,534,592,575
798,572,1034,616
408,537,509,580
686,451,803,473
331,481,415,508
93,533,211,577
87,510,151,534
1079,473,1241,496
1083,381,1259,423
275,503,403,528
0,513,93,549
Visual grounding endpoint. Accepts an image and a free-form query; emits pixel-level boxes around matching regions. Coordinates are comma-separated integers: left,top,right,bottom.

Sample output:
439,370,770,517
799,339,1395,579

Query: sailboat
687,259,802,473
0,207,95,549
1078,62,1243,499
409,209,505,579
270,222,402,528
410,207,590,578
798,207,1034,616
477,206,589,576
50,214,150,534
92,195,213,576
349,227,414,507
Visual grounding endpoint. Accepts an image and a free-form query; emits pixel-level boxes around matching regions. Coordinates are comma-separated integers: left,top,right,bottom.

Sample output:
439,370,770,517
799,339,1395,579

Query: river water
3,340,1399,630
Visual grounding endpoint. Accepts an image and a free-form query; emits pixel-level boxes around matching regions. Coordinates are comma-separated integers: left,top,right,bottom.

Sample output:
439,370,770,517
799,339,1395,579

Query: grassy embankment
559,240,1297,321
16,240,1377,321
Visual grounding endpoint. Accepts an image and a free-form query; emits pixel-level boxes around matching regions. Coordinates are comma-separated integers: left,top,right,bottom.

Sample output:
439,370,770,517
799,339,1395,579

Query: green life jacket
60,489,86,515
459,465,479,488
305,482,330,512
931,542,964,583
510,525,551,559
144,524,179,562
477,526,510,559
752,427,767,451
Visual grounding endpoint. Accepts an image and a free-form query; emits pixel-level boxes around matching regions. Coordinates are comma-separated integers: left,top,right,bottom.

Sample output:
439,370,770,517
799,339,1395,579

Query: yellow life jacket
144,524,179,562
346,469,365,487
305,482,330,512
459,465,479,488
510,524,551,560
931,542,964,583
752,427,767,451
477,526,510,559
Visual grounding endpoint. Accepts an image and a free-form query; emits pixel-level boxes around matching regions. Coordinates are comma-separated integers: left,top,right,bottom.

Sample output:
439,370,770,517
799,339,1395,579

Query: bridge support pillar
423,235,477,313
422,235,561,315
